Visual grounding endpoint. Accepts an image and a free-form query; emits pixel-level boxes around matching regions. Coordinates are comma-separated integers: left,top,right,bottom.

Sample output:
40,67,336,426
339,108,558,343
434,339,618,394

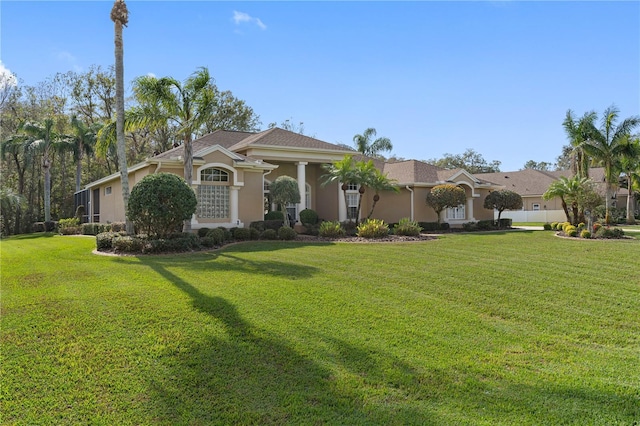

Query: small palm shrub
278,226,297,240
580,230,591,239
394,218,422,236
299,209,319,226
260,229,278,240
357,219,389,239
319,221,345,238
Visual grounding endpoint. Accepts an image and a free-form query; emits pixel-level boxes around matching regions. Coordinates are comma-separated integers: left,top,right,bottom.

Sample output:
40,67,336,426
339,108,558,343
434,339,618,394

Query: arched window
197,168,230,219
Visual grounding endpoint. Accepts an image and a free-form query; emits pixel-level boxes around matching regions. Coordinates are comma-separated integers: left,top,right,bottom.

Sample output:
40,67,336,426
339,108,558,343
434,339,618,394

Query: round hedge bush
299,208,319,226
128,173,197,238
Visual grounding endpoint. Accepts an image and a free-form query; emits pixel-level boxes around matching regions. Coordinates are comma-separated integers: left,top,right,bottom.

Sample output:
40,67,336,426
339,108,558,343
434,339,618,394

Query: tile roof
152,130,254,160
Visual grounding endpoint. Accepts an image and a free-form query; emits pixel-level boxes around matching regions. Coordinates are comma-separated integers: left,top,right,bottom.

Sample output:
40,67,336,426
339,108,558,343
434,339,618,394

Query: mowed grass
1,232,639,425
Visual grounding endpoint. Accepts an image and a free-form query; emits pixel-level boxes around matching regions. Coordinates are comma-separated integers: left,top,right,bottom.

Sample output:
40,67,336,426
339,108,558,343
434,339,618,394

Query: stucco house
77,127,500,229
476,168,634,223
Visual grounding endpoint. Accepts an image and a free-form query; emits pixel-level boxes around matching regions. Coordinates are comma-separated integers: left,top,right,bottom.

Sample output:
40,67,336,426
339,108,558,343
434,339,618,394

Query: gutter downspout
154,161,162,174
406,185,414,221
263,169,274,212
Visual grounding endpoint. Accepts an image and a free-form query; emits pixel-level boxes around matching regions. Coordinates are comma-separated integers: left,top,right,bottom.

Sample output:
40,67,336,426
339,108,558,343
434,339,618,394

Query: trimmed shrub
206,228,225,246
197,227,211,238
394,218,422,236
562,222,572,233
200,236,217,248
595,226,625,239
58,218,80,235
580,230,591,239
110,222,126,233
319,221,345,238
565,226,578,237
543,223,552,231
264,220,284,231
96,232,118,250
357,219,389,239
128,173,197,238
278,226,297,240
577,223,586,231
462,221,477,231
218,227,233,242
498,218,512,228
82,223,111,236
260,229,278,240
593,222,602,233
264,211,284,220
418,222,441,232
112,235,145,253
476,220,495,231
250,221,265,232
299,208,319,226
233,227,251,241
249,227,260,240
550,222,559,230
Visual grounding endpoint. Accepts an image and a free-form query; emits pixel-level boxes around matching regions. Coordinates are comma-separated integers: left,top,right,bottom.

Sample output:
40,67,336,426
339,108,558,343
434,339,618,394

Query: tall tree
582,105,640,224
110,0,133,234
353,128,393,158
132,67,216,232
619,136,640,224
69,115,98,193
427,148,501,174
22,119,69,222
522,160,552,171
563,109,597,178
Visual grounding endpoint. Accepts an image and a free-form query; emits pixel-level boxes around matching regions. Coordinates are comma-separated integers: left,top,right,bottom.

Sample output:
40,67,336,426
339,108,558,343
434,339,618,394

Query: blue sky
2,1,639,171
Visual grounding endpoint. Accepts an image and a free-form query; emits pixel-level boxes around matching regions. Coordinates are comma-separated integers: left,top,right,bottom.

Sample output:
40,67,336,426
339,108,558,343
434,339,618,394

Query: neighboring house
77,127,500,229
476,168,633,223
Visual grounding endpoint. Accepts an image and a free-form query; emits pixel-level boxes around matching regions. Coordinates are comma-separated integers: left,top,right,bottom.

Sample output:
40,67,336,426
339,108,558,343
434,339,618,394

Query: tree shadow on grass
139,261,444,424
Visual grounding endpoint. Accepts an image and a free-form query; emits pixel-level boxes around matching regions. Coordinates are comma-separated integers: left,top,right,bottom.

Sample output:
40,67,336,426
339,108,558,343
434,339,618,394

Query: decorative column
338,183,347,222
466,195,474,221
230,186,240,225
296,162,307,221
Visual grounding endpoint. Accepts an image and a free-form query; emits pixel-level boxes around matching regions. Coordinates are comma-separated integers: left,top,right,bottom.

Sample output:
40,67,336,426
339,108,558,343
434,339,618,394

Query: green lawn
2,232,639,425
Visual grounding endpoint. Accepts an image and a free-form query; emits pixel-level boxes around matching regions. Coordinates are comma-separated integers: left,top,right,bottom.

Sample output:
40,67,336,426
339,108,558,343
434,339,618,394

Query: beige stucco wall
238,170,267,225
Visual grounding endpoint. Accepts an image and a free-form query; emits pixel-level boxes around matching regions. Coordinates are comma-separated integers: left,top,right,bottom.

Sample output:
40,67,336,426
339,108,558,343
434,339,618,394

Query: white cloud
146,72,156,78
55,50,82,72
0,61,17,90
233,10,267,30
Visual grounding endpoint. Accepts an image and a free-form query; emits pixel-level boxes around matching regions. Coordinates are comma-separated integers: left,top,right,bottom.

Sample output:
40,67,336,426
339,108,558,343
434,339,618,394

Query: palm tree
353,128,393,158
132,67,216,232
70,115,98,193
110,0,133,234
543,176,594,225
365,168,399,219
619,136,640,224
582,106,640,223
563,109,596,179
321,155,358,220
22,119,68,222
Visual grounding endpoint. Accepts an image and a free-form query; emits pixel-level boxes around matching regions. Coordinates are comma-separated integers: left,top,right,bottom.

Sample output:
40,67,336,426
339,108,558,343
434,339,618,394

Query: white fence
495,210,566,223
